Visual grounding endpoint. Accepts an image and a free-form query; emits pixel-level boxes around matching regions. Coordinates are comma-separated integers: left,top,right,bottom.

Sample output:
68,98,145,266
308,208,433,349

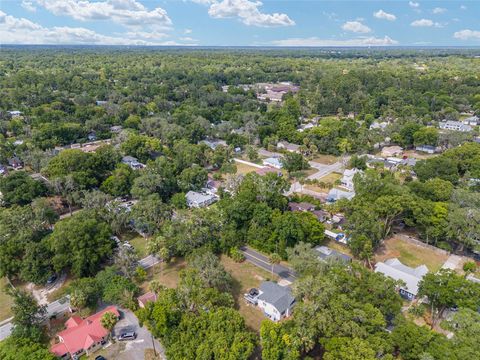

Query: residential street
240,246,296,283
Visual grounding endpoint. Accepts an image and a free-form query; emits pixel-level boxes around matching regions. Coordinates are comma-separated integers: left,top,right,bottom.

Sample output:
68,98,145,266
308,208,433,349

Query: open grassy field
122,232,149,258
235,162,261,175
304,172,342,192
403,150,438,160
0,278,14,321
141,258,187,292
375,236,448,272
311,154,339,165
220,255,278,332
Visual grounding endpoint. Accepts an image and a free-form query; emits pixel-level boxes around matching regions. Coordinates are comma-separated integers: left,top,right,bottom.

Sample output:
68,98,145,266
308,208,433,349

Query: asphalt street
240,246,296,283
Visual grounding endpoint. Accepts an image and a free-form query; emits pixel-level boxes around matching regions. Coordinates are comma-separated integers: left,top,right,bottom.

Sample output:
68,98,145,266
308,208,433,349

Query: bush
229,247,245,263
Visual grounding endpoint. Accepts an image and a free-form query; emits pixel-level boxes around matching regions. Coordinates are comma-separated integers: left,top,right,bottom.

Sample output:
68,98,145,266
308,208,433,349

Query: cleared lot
375,235,448,272
220,255,278,332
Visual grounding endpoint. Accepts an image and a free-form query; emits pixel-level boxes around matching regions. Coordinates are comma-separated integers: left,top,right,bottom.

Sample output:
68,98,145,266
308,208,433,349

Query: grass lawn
326,240,353,257
235,162,261,175
220,255,278,332
304,172,342,192
122,232,149,258
375,236,448,272
141,258,187,291
0,278,14,321
311,154,339,165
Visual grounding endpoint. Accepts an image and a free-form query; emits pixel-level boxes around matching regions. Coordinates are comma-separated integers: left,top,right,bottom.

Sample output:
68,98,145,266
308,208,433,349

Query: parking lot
89,309,164,360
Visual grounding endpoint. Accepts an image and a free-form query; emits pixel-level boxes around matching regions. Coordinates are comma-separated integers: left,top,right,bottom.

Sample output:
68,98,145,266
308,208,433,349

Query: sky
0,1,479,46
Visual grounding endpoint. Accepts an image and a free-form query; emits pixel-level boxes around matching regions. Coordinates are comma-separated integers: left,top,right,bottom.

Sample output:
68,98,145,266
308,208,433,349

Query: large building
439,120,472,132
51,306,120,359
244,281,295,321
375,258,428,300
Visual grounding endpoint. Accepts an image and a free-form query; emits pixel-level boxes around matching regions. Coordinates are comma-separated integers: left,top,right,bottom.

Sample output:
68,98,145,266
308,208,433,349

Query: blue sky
1,1,479,46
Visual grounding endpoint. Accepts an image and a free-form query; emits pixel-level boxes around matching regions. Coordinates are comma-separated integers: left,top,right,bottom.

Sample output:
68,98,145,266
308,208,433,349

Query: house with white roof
462,115,479,126
327,188,355,202
375,258,428,300
263,157,283,169
439,120,472,132
277,141,300,153
185,191,217,208
340,168,362,192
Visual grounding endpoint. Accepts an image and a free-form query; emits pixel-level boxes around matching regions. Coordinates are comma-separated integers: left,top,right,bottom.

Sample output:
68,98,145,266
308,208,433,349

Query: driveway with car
92,308,165,360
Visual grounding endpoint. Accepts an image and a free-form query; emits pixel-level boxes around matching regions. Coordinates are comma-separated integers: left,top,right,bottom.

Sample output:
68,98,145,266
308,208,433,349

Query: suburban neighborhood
1,21,480,360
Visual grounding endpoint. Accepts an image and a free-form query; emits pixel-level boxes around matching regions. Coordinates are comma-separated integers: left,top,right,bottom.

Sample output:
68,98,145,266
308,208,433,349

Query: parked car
95,356,106,360
118,331,137,341
46,274,57,285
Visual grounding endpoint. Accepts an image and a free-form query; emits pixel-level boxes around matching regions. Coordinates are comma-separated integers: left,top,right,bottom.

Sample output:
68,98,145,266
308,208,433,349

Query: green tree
8,288,46,342
100,311,118,339
281,152,310,173
49,210,113,277
0,172,47,206
0,337,56,360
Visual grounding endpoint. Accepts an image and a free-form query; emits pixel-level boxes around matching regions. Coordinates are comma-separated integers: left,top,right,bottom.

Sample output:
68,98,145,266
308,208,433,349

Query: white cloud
460,5,467,10
21,0,37,12
409,1,420,8
453,29,480,40
184,28,192,34
373,10,396,21
411,18,442,28
342,21,371,33
35,0,172,28
0,10,185,45
271,36,398,47
432,7,446,14
206,0,295,27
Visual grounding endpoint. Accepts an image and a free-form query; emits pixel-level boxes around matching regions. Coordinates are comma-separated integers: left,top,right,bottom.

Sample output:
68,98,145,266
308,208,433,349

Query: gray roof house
314,246,351,263
263,157,283,169
439,120,472,132
277,141,301,153
327,188,355,202
375,258,428,300
256,281,295,321
185,191,217,208
121,156,145,170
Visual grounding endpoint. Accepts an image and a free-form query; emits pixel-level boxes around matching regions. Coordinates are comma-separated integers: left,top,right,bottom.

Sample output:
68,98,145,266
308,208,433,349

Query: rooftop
258,281,295,315
375,258,428,296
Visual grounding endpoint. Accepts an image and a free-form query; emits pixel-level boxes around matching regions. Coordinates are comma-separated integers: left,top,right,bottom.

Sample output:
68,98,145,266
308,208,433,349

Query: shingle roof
375,258,428,296
314,246,351,263
258,281,295,314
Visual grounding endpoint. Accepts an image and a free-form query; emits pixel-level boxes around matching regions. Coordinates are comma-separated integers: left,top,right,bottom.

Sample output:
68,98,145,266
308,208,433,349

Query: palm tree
100,311,118,340
269,253,282,276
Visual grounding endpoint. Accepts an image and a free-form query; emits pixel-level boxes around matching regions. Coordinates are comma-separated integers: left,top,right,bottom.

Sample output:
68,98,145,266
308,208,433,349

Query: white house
263,157,283,169
121,156,145,170
375,258,428,300
415,145,440,154
381,146,403,158
462,115,479,126
277,141,300,153
327,188,355,202
340,168,362,191
8,110,22,117
185,191,217,208
245,282,295,321
439,120,472,132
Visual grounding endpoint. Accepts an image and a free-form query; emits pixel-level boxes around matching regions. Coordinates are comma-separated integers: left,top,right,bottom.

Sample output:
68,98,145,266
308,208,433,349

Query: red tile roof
138,291,158,307
50,306,119,357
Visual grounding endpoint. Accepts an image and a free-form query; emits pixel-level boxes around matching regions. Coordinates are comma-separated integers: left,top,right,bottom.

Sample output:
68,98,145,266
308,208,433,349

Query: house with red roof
50,306,120,359
137,291,158,308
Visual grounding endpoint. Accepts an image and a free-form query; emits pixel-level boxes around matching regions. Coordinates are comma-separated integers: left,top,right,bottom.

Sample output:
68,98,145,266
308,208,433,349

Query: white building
375,258,428,300
462,115,479,126
121,156,146,170
263,157,283,169
277,141,300,153
185,191,217,208
245,281,295,321
439,120,472,132
340,168,363,191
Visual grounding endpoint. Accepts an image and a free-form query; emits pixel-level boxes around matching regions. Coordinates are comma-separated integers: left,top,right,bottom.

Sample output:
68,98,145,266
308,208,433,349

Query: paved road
0,296,71,341
138,254,161,269
240,246,296,283
306,161,343,180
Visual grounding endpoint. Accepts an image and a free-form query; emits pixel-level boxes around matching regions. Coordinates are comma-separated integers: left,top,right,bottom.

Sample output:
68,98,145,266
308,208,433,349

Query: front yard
122,232,149,258
141,258,186,291
220,255,278,332
0,278,13,321
375,235,448,272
